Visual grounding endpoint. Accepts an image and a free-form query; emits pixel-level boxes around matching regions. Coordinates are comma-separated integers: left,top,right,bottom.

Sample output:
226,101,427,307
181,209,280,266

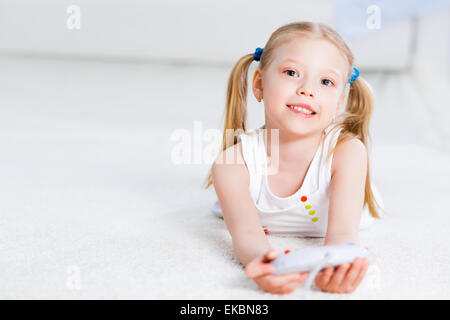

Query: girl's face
253,37,348,137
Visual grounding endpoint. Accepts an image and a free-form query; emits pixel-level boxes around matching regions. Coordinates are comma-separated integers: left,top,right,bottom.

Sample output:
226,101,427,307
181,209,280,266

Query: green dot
305,205,312,209
308,210,315,215
312,217,318,222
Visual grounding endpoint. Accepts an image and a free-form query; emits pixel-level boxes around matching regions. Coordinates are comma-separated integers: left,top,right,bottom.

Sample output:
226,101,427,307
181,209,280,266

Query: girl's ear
252,68,263,101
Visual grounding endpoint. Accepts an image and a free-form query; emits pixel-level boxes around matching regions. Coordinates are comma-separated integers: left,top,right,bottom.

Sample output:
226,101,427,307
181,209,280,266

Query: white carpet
1,56,449,299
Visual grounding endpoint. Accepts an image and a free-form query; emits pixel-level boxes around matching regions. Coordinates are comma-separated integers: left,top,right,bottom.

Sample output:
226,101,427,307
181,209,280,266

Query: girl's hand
314,257,369,294
245,249,310,295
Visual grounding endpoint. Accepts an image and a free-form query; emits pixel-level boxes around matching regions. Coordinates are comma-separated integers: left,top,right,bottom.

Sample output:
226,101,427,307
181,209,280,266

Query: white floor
1,56,450,299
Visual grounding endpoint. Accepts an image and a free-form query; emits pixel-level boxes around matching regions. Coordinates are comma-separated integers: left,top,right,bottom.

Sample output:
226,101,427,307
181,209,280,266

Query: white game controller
271,243,372,275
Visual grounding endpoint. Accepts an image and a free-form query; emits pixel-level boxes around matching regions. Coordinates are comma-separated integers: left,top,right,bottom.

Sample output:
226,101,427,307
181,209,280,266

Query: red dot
284,249,291,254
301,196,307,202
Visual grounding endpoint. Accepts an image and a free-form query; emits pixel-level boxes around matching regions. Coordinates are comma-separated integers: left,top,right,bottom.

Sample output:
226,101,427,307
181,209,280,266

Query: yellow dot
308,210,315,215
312,217,318,222
305,205,312,209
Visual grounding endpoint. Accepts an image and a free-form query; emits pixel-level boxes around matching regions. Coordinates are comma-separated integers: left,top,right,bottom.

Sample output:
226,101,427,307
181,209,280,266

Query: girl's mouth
286,105,317,118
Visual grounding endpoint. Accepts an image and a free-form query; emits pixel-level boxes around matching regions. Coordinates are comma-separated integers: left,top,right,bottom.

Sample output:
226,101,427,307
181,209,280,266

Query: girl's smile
286,103,317,118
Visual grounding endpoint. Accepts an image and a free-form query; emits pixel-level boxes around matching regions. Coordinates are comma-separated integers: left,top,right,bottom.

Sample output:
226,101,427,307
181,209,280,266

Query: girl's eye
284,70,299,78
284,70,334,87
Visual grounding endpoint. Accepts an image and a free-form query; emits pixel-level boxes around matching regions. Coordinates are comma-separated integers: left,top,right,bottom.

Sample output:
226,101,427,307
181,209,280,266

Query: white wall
0,0,331,63
0,0,414,70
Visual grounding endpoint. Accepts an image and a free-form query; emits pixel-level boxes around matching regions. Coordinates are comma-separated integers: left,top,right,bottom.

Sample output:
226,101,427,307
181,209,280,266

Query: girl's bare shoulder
213,141,246,169
212,130,260,185
331,136,367,178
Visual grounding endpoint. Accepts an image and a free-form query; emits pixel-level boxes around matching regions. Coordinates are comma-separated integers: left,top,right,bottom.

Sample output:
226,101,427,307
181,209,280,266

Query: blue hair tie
348,67,359,84
253,47,263,61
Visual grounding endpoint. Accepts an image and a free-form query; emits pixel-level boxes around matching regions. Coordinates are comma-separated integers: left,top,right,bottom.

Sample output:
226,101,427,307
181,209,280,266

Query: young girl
203,22,385,295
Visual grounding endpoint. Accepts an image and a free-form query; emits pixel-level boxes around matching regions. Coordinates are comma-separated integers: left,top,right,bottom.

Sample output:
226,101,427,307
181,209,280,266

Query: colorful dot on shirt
300,196,318,222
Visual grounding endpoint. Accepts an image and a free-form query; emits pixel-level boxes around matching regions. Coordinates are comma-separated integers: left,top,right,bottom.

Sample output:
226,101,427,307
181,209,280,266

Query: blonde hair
203,21,387,219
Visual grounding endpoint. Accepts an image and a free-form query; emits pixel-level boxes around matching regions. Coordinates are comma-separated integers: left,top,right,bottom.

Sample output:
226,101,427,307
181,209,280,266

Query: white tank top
211,124,383,237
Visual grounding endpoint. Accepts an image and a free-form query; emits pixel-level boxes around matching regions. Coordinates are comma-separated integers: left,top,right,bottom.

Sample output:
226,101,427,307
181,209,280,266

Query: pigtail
202,54,255,189
342,77,373,145
331,77,388,219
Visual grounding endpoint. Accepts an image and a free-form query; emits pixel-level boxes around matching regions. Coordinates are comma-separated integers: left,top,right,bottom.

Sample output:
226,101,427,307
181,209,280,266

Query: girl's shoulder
331,135,367,178
213,126,262,169
213,141,246,168
211,141,251,200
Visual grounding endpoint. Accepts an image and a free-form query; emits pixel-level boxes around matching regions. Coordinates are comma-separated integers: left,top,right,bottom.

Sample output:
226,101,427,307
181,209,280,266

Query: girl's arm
212,142,310,294
325,137,368,245
211,142,272,267
316,137,370,294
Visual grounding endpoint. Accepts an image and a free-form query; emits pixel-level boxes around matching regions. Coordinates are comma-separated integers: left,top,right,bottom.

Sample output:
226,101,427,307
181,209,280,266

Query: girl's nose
297,87,315,98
